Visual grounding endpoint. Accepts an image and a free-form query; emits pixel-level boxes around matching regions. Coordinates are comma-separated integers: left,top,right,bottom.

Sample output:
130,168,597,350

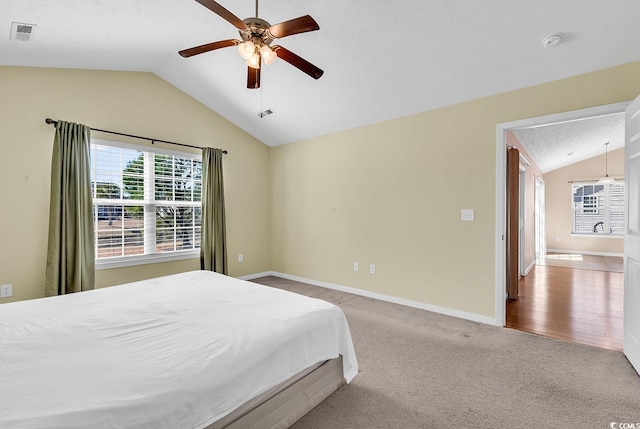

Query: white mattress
0,270,358,429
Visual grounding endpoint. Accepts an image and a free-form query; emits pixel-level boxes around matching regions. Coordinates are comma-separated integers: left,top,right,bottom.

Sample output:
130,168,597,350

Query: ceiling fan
179,0,324,89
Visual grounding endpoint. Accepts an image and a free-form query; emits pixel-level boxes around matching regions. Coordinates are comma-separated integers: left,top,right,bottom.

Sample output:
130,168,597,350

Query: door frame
623,95,640,374
519,164,526,276
494,101,630,326
534,177,546,259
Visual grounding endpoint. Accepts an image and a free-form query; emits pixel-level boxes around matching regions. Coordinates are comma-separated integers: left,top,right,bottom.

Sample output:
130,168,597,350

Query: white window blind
572,182,624,236
90,141,202,264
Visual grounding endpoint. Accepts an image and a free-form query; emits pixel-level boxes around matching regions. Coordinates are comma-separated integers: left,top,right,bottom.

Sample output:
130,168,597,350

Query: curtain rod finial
45,118,55,124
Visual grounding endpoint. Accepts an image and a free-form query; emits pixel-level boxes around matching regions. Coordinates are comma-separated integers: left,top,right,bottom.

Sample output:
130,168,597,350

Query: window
90,140,202,267
572,182,624,236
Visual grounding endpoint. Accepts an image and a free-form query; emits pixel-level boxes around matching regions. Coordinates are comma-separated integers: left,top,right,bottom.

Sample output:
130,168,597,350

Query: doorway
494,101,630,332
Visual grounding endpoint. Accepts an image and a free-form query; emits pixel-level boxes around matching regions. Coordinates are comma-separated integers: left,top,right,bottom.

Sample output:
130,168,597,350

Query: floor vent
10,22,37,42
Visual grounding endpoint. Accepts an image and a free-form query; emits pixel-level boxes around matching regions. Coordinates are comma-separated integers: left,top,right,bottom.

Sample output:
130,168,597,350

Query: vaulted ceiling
2,0,639,156
513,113,625,173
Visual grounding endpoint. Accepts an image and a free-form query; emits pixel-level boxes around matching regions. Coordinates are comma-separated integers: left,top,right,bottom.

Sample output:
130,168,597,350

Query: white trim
237,271,273,281
495,123,507,327
95,250,199,270
519,168,526,276
570,233,624,238
546,248,624,258
269,272,499,326
496,101,630,327
499,101,631,131
525,259,536,275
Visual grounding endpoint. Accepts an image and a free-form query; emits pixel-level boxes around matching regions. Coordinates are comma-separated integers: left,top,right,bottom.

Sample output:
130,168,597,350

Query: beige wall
271,61,640,319
506,131,544,272
2,61,640,320
544,148,624,254
0,66,271,303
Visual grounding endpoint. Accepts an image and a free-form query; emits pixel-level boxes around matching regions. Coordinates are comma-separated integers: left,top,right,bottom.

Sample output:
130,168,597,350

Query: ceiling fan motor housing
240,18,275,45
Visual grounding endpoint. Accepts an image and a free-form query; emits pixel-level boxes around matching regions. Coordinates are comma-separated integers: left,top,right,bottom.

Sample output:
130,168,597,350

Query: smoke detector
10,22,37,42
542,34,562,48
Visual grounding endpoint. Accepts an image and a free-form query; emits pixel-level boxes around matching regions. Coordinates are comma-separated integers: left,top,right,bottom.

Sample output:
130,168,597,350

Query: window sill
570,233,624,239
95,250,199,270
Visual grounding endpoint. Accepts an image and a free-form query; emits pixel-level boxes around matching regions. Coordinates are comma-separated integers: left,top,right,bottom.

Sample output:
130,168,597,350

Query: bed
0,270,358,428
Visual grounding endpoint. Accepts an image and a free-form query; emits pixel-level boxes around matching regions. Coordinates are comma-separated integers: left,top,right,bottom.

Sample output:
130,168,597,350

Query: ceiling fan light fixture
260,45,277,65
597,175,615,184
246,52,261,69
180,0,323,89
238,41,256,60
597,142,615,184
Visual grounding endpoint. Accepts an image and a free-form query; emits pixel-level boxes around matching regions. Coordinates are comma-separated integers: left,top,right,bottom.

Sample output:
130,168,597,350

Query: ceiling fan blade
272,46,324,80
247,66,261,89
195,0,248,30
268,15,319,39
179,39,239,58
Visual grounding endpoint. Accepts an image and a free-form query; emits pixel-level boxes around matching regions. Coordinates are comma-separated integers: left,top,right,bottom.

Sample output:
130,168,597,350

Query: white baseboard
237,271,273,281
262,271,499,327
546,248,624,258
524,259,535,276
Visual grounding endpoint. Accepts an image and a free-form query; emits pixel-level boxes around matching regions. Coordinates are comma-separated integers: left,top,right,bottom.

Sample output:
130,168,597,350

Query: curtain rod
45,118,227,154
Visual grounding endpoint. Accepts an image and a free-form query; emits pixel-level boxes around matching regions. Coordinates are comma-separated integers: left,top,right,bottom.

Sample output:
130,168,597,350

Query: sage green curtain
200,147,228,274
45,121,95,296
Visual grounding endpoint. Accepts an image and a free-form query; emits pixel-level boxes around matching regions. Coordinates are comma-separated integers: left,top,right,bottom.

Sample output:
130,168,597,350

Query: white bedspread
0,271,358,429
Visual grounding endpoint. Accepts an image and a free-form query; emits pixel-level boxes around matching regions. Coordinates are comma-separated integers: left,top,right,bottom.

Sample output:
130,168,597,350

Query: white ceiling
513,113,625,173
1,0,639,149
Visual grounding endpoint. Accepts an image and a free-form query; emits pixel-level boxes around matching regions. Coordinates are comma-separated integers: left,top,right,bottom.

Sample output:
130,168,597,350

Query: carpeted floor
251,276,640,429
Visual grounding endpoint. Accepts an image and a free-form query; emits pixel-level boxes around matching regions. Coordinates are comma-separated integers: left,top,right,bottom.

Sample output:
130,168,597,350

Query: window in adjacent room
572,182,624,236
90,139,202,268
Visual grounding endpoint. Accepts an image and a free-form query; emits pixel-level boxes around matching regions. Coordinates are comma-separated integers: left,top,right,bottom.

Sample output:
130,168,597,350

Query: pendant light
597,142,615,184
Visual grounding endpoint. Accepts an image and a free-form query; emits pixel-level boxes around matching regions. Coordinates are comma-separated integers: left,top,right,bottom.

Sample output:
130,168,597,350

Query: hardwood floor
535,252,623,273
506,261,623,351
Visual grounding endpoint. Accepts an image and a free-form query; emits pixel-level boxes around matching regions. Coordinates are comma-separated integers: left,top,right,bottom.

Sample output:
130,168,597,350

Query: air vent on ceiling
258,109,274,118
10,22,37,42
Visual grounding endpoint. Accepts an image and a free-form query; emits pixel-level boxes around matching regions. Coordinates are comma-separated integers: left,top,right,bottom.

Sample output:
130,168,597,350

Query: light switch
461,209,475,222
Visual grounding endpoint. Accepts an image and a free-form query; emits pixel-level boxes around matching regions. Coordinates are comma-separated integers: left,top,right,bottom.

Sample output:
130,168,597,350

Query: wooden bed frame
208,356,345,429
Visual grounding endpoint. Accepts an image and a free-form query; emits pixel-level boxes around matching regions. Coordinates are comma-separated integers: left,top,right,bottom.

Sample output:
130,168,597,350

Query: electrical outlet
0,284,12,298
238,254,244,263
369,264,376,274
353,262,359,272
